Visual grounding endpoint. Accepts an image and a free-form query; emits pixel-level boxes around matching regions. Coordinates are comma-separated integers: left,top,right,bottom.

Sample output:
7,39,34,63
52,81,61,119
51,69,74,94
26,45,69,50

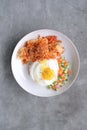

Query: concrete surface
0,0,87,130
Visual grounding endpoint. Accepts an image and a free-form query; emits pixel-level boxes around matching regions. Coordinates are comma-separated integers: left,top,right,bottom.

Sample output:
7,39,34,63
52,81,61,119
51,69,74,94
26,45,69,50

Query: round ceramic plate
11,29,80,97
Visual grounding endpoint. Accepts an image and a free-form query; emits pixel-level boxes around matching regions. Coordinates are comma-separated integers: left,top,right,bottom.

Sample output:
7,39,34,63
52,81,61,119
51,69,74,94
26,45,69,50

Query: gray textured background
0,0,87,130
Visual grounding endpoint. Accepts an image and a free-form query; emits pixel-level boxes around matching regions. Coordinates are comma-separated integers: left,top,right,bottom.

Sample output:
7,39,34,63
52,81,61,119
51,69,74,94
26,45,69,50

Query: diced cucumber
61,64,64,67
64,69,68,73
63,80,68,84
47,85,52,89
53,81,58,85
58,76,62,80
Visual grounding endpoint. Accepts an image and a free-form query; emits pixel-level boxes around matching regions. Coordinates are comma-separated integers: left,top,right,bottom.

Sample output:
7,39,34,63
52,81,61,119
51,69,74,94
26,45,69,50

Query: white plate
11,29,80,97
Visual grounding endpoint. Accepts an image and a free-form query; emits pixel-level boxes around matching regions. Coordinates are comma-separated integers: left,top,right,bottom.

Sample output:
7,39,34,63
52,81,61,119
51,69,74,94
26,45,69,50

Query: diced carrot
52,85,57,91
68,69,71,75
61,74,66,80
58,67,63,75
58,57,62,64
64,61,68,66
59,79,63,83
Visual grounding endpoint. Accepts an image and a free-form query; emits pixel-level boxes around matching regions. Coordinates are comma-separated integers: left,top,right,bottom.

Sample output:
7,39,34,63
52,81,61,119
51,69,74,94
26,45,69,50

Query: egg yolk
42,67,55,80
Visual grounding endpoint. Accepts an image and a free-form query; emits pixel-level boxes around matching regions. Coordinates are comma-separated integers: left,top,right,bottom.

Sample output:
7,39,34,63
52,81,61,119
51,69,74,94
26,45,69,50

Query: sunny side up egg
29,59,59,86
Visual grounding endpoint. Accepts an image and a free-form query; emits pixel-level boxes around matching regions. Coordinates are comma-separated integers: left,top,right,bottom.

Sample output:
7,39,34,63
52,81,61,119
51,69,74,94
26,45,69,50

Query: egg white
29,59,59,86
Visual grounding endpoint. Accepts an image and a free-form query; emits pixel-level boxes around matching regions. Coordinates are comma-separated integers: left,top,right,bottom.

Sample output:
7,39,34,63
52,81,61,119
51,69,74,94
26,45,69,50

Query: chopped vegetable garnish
52,85,57,91
47,57,71,91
